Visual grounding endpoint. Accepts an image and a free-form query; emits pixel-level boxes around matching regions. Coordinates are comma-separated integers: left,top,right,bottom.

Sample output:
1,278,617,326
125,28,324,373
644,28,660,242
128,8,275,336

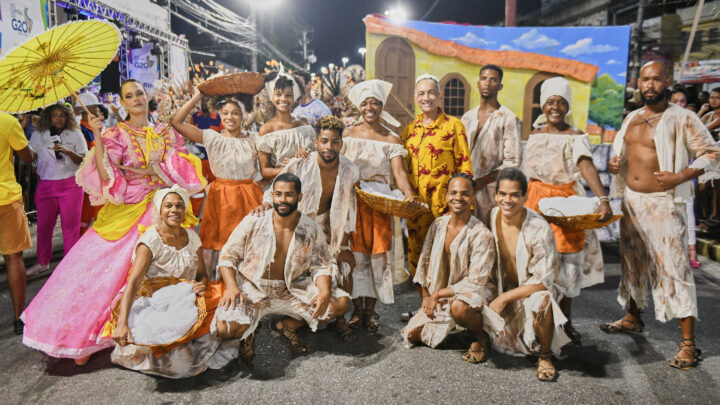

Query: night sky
183,0,541,73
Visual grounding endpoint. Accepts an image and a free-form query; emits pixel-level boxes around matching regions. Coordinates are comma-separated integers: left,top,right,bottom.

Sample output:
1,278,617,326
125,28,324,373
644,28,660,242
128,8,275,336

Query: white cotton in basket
128,282,198,345
359,181,430,208
538,196,599,217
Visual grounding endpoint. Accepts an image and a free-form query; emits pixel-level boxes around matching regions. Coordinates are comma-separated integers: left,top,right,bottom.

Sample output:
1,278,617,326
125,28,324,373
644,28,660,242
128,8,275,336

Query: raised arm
88,114,110,182
170,87,204,144
112,244,152,346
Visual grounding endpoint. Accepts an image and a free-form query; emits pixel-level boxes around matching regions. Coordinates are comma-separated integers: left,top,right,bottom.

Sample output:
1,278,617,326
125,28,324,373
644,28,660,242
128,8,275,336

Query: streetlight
358,47,366,66
341,57,349,68
384,5,408,22
328,63,335,71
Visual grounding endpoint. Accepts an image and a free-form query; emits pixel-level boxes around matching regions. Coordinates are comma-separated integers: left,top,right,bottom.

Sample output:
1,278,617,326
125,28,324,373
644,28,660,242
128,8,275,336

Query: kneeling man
488,168,570,381
402,174,498,363
213,173,351,359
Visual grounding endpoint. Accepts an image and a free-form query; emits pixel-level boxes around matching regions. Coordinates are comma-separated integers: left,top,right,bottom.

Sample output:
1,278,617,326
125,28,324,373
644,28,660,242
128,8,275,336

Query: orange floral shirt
401,109,473,217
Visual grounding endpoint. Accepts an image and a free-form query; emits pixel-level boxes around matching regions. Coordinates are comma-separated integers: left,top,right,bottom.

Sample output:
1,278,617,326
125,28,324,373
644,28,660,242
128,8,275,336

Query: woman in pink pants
26,104,87,275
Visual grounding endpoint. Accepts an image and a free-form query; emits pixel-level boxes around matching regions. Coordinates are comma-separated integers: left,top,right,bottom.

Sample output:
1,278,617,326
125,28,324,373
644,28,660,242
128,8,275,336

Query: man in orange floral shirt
401,74,473,312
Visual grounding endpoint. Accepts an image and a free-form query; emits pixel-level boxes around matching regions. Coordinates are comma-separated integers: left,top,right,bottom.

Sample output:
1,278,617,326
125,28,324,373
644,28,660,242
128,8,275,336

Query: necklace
119,122,170,168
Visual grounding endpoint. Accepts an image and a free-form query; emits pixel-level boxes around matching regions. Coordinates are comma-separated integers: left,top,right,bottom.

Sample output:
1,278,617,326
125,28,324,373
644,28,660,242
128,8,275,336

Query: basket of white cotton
355,181,431,219
109,277,206,348
538,196,623,230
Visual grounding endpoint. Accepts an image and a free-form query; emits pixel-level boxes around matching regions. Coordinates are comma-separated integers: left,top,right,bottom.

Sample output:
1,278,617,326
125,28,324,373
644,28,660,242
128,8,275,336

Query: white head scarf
152,184,190,225
534,77,572,129
264,66,302,102
348,79,401,127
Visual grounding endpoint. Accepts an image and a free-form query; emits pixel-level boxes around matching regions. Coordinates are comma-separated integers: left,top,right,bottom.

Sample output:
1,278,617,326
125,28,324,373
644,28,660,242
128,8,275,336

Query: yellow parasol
0,19,121,114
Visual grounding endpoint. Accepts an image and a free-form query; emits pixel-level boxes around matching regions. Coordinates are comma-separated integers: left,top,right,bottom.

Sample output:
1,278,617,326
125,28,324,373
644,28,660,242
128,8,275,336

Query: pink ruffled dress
21,122,205,359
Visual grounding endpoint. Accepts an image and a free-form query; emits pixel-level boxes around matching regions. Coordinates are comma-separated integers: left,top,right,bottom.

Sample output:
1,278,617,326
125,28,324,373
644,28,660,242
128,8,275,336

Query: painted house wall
366,32,591,131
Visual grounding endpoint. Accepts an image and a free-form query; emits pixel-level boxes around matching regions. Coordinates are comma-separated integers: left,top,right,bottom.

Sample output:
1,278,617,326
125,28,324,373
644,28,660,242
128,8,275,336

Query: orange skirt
151,281,225,357
199,178,263,251
351,197,392,254
525,179,585,253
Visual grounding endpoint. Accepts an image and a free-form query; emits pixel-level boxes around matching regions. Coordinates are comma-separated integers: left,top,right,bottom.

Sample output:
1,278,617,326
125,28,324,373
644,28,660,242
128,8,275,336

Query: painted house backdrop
364,15,631,143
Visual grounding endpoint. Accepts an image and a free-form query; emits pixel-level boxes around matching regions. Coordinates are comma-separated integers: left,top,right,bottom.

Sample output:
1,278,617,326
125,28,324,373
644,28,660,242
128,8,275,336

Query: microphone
49,126,63,160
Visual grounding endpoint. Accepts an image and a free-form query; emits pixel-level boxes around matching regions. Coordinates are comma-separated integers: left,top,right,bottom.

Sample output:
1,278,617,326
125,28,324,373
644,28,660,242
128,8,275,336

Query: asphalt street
1,246,719,404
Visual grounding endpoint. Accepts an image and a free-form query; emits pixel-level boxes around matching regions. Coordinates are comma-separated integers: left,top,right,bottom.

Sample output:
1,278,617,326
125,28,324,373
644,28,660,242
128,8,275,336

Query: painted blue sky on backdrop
398,20,632,84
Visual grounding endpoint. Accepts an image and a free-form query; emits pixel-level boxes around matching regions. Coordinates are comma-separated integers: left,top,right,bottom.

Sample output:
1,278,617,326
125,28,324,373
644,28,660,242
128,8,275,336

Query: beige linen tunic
202,129,259,180
524,132,604,297
262,152,359,258
461,106,522,222
488,207,570,356
401,215,502,348
341,136,407,303
255,125,316,168
211,213,347,339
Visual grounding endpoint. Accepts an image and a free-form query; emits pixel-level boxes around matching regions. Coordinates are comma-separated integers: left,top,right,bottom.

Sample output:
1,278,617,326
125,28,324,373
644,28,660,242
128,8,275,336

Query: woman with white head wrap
256,69,317,182
338,79,420,335
522,76,612,344
111,185,235,378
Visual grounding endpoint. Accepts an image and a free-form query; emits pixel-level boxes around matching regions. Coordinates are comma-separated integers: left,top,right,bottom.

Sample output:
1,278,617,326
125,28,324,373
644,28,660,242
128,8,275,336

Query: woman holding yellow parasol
22,79,206,365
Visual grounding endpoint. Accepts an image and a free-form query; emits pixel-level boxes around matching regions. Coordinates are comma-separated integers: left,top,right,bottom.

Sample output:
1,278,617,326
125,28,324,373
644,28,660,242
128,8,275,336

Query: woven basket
198,72,265,96
355,184,431,219
541,210,623,231
109,277,207,349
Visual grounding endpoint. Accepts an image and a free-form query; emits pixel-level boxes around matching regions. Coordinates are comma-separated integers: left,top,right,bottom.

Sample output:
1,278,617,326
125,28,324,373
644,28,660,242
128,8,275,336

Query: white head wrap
348,79,401,127
152,184,190,224
534,77,572,129
264,66,302,102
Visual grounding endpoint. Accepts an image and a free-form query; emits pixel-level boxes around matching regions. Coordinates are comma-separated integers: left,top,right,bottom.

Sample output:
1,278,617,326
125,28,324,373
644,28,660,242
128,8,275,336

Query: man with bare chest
602,61,720,370
461,65,522,224
402,174,498,364
255,116,360,340
487,168,569,382
212,173,351,359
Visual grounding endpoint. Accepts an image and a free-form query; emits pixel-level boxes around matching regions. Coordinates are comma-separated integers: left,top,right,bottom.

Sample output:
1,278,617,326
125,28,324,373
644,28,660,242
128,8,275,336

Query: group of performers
14,60,719,382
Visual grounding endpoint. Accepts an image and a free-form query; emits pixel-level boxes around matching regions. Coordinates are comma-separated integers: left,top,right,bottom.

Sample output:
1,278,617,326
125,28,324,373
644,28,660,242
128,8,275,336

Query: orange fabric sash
351,198,393,254
199,178,263,251
151,281,225,357
525,179,585,253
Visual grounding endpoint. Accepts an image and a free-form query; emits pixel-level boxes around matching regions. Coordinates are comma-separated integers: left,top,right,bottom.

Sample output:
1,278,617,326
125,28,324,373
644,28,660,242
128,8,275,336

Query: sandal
364,310,380,334
347,308,364,329
599,317,644,334
238,334,255,364
461,338,489,364
273,319,309,353
328,319,358,342
668,338,702,370
536,351,558,382
563,323,583,345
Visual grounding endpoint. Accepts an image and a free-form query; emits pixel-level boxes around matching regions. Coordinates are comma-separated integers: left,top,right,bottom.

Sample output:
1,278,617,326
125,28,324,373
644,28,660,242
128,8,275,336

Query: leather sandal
347,308,364,329
328,319,358,342
238,333,255,364
600,318,644,334
461,336,490,364
536,351,558,382
668,338,702,370
273,319,309,353
364,310,380,334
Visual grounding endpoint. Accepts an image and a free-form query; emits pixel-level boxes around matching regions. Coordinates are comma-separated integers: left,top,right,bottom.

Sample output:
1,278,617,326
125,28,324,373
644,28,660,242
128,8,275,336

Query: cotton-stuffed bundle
360,181,405,201
128,282,198,345
538,196,599,217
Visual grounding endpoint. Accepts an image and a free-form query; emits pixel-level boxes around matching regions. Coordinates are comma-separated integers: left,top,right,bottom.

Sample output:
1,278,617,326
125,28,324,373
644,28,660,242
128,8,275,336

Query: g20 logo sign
133,59,155,70
10,6,34,36
11,18,30,33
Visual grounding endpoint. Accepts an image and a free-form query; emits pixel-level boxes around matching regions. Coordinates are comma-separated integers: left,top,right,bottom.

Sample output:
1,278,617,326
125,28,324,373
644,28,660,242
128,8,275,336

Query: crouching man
487,168,571,381
212,173,350,360
401,174,500,363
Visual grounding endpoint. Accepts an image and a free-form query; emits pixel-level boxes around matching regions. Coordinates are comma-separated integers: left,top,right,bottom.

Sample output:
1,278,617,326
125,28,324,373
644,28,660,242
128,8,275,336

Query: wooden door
375,37,415,130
